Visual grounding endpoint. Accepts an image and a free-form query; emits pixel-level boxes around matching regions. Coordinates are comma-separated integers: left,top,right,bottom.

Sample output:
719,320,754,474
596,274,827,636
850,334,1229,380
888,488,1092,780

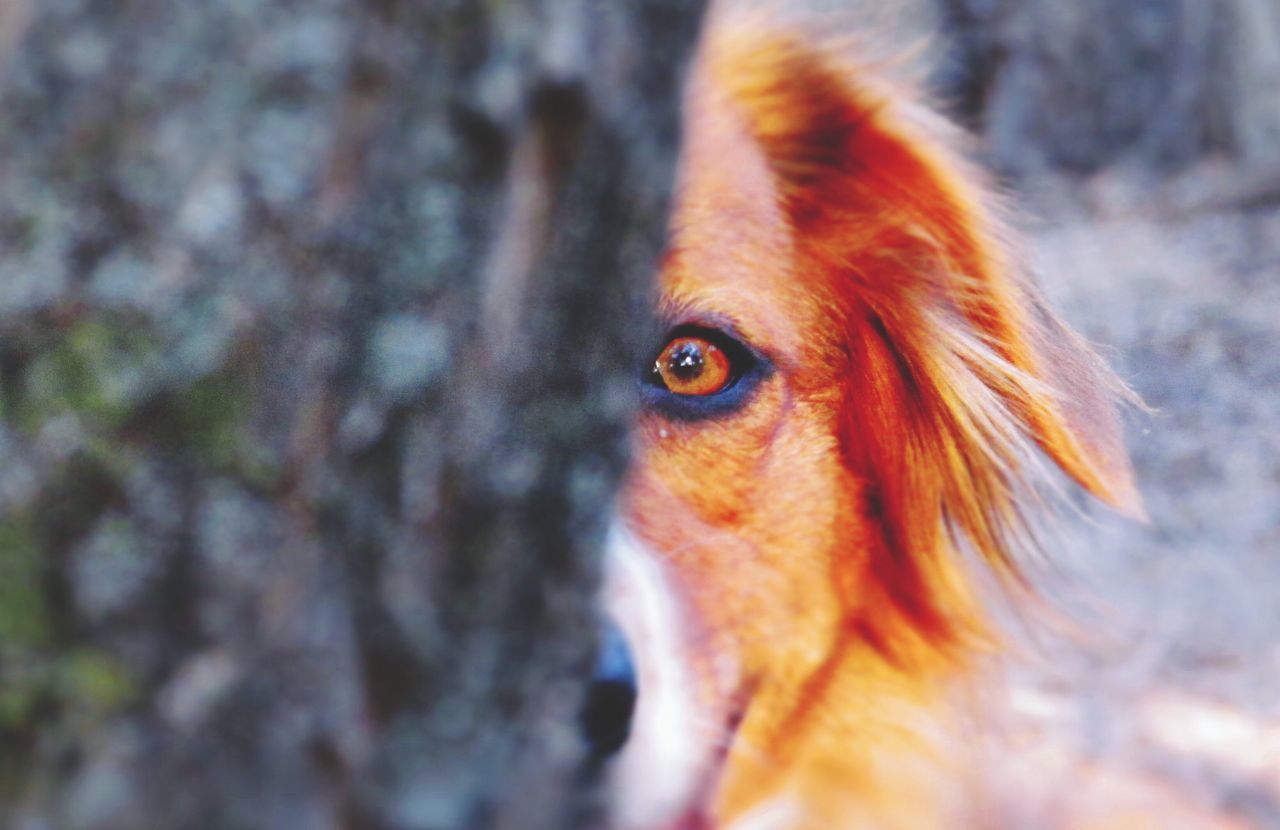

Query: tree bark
0,2,700,828
934,0,1280,175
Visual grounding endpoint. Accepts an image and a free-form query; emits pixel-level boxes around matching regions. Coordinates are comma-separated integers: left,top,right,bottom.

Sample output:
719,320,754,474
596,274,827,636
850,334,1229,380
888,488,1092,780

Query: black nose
580,621,637,757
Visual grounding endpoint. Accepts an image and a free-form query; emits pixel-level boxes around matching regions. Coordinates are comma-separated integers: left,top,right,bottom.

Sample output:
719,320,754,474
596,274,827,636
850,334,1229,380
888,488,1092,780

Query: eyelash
640,325,769,420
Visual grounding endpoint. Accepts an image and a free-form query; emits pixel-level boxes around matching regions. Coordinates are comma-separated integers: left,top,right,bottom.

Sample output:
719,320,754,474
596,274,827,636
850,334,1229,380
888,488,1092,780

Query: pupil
667,342,705,380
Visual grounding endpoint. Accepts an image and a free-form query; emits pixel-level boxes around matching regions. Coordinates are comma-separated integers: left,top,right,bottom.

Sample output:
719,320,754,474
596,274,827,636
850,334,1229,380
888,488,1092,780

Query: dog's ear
703,24,1141,649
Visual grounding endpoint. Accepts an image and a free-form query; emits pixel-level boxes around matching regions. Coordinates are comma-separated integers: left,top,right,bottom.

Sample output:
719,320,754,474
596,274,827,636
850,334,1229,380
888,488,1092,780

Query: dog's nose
580,620,637,757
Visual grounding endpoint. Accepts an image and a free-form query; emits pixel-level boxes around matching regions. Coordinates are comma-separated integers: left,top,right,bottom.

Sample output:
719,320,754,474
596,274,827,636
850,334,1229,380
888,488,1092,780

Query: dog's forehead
672,65,785,245
659,74,829,365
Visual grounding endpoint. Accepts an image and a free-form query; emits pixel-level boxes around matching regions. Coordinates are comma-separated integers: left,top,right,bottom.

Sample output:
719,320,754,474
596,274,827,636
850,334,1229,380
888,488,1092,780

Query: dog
583,6,1224,829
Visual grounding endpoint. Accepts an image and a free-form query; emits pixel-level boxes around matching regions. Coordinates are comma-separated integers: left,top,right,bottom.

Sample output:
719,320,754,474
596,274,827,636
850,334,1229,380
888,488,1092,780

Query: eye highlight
655,336,732,396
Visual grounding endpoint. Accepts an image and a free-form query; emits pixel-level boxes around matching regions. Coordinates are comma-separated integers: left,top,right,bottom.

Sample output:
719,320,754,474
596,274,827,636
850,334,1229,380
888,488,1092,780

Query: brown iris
654,336,732,396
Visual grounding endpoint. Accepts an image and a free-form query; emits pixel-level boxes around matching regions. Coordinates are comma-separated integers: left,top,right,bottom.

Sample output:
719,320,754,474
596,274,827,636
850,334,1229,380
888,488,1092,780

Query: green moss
0,647,136,733
13,311,281,484
20,317,162,433
179,367,254,470
0,517,48,649
0,649,41,726
57,649,137,715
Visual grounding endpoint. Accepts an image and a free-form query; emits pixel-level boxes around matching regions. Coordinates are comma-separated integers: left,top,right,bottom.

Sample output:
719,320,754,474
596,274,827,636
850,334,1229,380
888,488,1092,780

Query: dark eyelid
661,323,745,353
653,310,751,348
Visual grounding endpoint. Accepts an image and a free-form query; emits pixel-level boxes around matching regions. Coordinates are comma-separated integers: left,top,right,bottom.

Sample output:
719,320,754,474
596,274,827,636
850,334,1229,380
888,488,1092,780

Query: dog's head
596,16,1140,830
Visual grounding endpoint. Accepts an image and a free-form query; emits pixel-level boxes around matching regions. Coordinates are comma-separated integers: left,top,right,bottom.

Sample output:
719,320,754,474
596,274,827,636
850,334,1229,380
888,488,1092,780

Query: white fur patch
602,522,711,829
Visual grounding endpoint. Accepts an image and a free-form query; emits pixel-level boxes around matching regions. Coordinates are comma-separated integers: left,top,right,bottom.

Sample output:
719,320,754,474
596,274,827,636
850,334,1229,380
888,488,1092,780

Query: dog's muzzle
592,523,716,828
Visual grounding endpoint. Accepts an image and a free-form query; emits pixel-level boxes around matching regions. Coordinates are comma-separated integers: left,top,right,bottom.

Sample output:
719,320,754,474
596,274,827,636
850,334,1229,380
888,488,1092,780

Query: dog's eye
653,336,733,396
641,325,767,419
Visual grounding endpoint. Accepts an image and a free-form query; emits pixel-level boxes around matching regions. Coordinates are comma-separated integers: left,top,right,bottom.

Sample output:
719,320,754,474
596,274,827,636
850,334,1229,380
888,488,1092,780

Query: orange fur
605,10,1230,830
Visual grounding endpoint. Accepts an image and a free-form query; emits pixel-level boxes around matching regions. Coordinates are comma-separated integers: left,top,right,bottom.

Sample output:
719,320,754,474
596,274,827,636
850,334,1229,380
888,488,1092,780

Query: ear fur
699,19,1141,653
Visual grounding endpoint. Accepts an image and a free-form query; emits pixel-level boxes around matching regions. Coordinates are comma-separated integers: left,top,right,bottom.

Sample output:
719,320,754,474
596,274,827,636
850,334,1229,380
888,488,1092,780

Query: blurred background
0,0,1277,827
936,0,1280,822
